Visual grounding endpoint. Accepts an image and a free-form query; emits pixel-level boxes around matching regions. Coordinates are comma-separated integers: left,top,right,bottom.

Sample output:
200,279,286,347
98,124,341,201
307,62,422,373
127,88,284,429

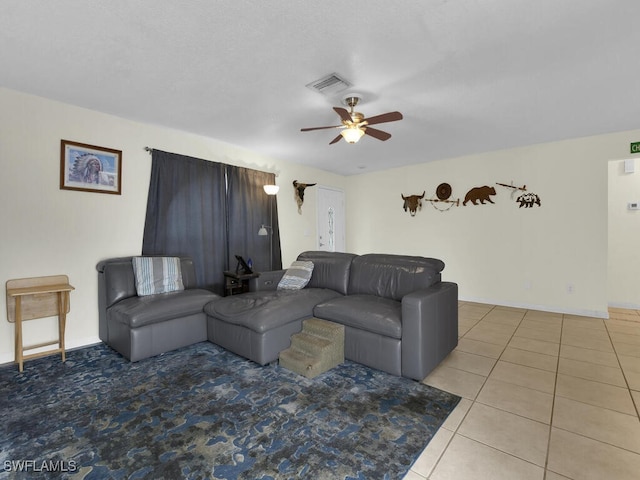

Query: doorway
607,158,640,309
317,186,345,252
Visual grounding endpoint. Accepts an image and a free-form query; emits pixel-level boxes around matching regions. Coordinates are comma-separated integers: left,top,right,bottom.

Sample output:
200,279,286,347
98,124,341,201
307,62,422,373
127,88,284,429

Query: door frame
316,185,346,252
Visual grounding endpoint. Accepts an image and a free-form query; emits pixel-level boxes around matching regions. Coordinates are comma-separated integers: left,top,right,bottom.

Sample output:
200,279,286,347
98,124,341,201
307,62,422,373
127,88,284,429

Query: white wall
3,85,639,366
608,157,640,308
0,87,345,364
347,130,640,318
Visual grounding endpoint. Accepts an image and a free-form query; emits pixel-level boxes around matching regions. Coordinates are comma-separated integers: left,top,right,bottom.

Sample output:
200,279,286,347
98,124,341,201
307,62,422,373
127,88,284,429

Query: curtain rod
143,146,278,177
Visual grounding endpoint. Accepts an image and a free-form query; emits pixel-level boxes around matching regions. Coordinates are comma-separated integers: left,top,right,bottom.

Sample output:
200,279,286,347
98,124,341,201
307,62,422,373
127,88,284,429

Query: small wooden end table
223,271,260,296
6,275,74,372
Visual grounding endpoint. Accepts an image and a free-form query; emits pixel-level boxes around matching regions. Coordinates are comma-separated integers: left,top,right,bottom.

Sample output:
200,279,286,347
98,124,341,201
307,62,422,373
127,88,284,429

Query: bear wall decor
463,186,496,206
516,192,542,208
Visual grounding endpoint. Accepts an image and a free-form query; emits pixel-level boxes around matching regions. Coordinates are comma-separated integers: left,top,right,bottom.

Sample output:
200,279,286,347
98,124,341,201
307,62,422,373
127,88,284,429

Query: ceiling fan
301,94,403,145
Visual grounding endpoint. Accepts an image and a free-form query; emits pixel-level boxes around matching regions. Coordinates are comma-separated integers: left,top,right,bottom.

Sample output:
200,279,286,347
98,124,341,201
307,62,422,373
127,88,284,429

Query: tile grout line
426,305,538,479
422,303,503,479
414,303,469,480
451,306,561,478
544,310,640,478
422,304,497,479
424,305,640,480
604,312,640,419
542,312,565,480
493,309,561,479
549,424,640,458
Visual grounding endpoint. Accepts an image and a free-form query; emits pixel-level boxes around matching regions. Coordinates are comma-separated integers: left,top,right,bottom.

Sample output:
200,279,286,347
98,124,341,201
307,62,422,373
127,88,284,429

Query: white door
317,186,345,252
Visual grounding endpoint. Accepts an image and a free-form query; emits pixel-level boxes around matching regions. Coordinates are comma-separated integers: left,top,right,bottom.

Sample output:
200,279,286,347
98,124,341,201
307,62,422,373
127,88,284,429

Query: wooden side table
223,271,260,296
6,275,74,372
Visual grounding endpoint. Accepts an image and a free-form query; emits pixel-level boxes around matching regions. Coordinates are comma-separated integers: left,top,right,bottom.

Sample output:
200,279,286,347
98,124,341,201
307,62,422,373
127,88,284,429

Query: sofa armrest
401,281,458,381
249,270,286,292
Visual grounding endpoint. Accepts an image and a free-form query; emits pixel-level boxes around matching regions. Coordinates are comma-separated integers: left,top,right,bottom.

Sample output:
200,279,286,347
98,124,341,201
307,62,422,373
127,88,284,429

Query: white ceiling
2,1,639,175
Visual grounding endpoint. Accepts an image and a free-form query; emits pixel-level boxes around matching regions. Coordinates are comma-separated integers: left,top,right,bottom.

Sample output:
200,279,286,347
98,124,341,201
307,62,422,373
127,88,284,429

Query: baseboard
0,336,101,368
608,301,640,310
460,296,609,319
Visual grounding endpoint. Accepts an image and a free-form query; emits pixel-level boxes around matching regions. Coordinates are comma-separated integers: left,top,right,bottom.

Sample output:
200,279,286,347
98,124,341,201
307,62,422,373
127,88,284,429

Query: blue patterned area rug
0,342,459,479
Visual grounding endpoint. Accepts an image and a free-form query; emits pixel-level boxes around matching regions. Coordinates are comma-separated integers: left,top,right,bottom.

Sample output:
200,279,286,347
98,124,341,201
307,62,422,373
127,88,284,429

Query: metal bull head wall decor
293,180,316,214
401,191,425,216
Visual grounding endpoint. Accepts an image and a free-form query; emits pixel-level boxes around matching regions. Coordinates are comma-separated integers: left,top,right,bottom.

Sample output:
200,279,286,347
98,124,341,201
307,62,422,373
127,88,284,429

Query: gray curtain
142,150,280,294
227,166,282,273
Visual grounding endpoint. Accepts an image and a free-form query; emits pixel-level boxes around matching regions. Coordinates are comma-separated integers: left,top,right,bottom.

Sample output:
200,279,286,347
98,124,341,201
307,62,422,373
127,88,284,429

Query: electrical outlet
566,283,575,294
523,280,532,290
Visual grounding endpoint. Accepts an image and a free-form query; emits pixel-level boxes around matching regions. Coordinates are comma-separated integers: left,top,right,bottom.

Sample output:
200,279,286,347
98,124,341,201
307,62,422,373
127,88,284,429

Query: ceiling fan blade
363,111,403,126
329,134,343,145
301,125,343,132
364,127,392,141
333,107,353,123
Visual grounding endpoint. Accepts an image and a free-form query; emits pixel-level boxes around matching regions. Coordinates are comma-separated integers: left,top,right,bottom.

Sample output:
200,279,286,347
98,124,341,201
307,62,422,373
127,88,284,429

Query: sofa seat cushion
313,294,402,339
109,289,217,328
205,288,341,333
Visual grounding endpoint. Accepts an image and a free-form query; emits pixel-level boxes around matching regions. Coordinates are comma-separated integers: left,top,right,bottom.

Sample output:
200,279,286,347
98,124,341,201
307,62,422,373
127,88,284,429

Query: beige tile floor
404,303,640,480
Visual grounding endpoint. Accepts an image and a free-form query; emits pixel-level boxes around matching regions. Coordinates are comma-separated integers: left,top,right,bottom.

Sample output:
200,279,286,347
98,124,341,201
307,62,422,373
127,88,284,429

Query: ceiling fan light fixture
341,126,365,144
301,92,401,145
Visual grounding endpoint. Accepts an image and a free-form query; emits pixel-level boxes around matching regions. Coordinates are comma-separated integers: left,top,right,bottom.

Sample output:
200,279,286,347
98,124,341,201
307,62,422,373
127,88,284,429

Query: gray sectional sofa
97,251,458,381
205,251,458,380
96,256,218,362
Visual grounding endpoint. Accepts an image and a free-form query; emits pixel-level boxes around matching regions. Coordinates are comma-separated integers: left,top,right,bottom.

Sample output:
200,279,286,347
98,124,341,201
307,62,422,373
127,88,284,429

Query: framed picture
60,140,122,195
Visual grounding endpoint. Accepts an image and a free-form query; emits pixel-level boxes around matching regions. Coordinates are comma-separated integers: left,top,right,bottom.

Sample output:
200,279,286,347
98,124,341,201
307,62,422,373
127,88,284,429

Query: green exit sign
632,142,640,154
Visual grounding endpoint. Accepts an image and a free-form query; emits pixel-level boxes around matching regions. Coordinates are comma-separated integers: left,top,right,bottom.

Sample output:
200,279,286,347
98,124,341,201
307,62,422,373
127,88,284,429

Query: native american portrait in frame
60,139,122,195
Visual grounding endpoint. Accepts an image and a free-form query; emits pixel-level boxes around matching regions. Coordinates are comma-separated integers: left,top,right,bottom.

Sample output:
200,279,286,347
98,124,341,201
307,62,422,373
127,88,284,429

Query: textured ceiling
1,0,639,175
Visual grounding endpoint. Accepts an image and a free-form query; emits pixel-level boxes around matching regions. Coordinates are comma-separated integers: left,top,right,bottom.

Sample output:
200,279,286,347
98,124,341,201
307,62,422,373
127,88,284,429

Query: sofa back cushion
297,251,357,295
132,256,185,296
97,256,198,308
277,260,314,290
348,254,444,301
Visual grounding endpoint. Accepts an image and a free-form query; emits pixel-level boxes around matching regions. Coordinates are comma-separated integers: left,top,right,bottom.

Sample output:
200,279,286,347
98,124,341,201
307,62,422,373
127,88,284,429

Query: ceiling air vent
306,73,352,96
